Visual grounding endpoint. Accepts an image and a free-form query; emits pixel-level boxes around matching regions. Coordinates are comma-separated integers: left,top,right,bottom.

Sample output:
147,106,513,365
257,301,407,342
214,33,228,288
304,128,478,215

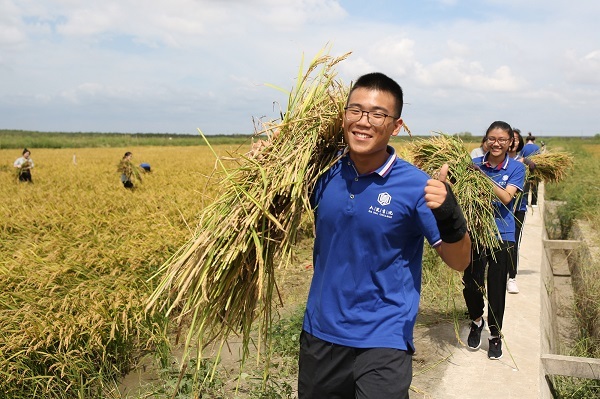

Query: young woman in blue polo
464,121,526,360
298,73,471,399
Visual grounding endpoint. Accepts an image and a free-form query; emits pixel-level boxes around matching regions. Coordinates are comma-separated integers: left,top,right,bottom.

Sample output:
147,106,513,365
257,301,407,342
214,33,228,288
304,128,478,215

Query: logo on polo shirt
369,192,394,219
378,192,392,206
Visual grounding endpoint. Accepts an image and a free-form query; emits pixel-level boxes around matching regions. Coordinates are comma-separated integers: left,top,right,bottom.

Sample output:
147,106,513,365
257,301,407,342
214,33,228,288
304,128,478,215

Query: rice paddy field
1,135,599,398
0,139,462,399
0,144,249,398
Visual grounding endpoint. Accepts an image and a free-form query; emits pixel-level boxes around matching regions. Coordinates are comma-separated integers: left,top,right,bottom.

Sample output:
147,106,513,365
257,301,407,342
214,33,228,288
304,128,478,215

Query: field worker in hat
14,148,34,183
299,72,471,399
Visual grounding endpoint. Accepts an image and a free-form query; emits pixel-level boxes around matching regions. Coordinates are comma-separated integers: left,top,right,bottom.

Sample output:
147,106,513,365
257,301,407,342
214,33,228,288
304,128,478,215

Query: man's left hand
424,164,450,210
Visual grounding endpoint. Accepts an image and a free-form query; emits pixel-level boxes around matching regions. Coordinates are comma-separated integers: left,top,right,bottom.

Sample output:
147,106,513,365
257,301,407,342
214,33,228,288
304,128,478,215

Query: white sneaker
507,278,519,294
531,204,538,208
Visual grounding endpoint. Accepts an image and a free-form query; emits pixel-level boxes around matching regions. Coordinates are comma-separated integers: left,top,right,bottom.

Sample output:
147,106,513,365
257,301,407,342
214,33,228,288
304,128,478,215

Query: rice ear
146,47,351,377
408,133,501,251
528,151,574,183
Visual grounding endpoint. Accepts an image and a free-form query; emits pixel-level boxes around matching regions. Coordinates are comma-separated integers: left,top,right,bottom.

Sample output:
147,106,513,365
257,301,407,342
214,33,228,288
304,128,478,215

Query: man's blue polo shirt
303,146,441,352
473,154,526,242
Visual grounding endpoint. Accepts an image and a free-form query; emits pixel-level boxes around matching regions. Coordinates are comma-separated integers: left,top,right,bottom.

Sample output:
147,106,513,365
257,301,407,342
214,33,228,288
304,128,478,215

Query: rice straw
408,133,501,250
146,48,350,379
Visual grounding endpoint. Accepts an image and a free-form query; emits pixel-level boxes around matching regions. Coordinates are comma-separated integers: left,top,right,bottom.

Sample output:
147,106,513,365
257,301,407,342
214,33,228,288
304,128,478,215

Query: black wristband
431,182,467,243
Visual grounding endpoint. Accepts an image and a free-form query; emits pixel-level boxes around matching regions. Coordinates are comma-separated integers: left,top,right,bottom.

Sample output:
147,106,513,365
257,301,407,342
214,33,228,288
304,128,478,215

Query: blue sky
1,0,599,136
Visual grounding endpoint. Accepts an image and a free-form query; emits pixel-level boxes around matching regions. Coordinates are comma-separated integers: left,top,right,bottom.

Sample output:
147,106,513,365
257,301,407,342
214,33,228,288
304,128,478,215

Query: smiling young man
298,73,471,399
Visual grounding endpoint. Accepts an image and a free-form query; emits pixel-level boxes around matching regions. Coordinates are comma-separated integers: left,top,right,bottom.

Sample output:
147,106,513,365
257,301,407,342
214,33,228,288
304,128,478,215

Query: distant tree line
0,130,253,149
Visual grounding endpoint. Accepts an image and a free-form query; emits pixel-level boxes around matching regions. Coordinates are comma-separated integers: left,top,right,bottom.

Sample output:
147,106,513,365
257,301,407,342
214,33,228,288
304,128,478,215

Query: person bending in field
299,72,471,399
464,121,526,360
140,163,152,173
14,148,34,183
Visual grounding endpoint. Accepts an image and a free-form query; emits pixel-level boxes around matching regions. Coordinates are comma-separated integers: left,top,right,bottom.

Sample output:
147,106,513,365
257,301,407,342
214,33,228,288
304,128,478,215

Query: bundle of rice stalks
146,48,350,377
15,159,32,179
117,159,142,185
394,144,414,164
408,133,500,250
528,151,574,183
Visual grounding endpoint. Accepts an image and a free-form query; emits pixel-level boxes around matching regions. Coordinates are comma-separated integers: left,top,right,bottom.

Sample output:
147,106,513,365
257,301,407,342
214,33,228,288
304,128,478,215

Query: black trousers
463,241,513,337
18,170,32,182
509,210,526,279
298,331,412,399
524,179,538,206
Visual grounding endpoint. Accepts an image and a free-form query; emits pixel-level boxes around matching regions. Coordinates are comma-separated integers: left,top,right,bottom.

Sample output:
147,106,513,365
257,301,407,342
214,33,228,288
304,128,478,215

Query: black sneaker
467,320,485,349
488,337,503,359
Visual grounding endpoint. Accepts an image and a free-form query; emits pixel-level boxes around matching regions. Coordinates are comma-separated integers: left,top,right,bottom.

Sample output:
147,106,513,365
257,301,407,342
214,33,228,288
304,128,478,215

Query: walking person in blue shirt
298,72,472,399
464,121,526,360
521,132,541,157
521,132,541,207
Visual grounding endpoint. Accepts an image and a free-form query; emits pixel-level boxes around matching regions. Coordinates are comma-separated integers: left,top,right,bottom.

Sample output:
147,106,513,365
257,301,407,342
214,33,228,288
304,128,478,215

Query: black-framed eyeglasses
486,137,511,145
344,107,398,127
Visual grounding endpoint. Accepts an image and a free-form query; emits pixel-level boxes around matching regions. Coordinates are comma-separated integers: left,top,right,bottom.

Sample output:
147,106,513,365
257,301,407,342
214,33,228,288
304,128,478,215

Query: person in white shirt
14,148,34,183
470,136,489,159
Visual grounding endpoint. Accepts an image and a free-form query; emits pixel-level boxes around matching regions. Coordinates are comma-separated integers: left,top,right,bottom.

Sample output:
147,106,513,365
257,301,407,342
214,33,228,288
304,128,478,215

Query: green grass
544,140,600,236
0,130,253,149
0,128,503,150
550,336,600,399
543,138,600,398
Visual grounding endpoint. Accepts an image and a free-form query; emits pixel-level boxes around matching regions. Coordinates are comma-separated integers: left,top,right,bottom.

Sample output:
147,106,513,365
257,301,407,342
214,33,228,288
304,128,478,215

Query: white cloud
446,40,470,57
416,59,524,92
0,25,25,47
1,1,600,135
0,0,27,47
565,49,600,85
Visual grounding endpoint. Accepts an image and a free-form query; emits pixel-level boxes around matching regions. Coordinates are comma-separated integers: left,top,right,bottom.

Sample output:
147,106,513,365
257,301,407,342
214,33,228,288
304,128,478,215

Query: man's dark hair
349,72,404,118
